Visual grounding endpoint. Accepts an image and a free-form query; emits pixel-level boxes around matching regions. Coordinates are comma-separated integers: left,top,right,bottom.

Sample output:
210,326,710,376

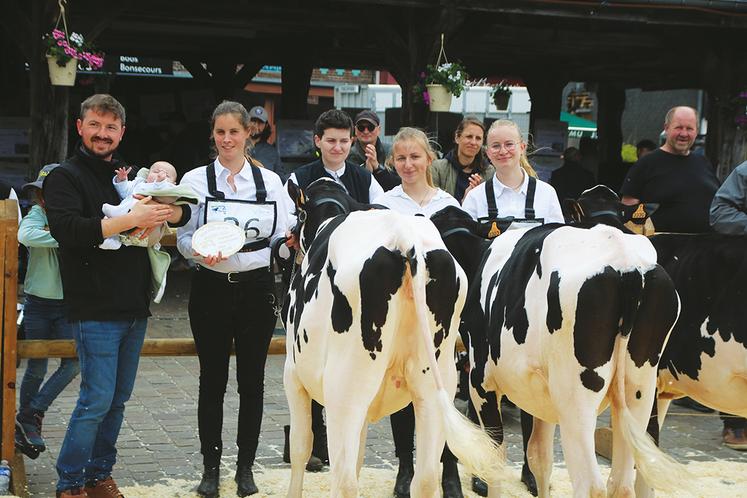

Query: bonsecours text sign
116,56,173,76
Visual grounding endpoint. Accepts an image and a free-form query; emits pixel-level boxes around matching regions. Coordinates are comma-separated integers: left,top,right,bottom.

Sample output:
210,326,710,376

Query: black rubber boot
235,463,258,497
471,476,488,497
196,466,220,497
441,458,464,498
393,457,414,497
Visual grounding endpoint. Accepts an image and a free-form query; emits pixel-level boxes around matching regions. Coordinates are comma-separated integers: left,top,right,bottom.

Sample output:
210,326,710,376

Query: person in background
248,105,286,181
44,94,189,498
708,160,747,450
550,146,595,203
373,127,464,497
177,100,292,497
347,110,400,191
431,117,495,203
15,164,79,460
621,106,719,233
636,138,657,160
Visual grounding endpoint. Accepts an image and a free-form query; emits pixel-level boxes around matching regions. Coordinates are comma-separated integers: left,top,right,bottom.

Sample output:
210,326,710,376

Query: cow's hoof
393,461,414,497
471,476,488,497
521,464,538,497
305,455,324,472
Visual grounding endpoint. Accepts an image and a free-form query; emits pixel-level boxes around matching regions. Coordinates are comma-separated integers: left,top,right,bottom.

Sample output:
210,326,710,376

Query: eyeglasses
488,141,518,152
356,122,376,133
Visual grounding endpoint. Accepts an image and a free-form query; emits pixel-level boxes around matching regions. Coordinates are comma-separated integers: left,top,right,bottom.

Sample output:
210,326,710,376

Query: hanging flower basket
426,84,453,112
491,81,511,110
493,91,510,110
43,1,104,86
46,54,77,86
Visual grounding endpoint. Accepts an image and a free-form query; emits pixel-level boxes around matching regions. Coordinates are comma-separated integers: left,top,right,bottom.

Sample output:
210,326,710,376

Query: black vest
293,159,372,203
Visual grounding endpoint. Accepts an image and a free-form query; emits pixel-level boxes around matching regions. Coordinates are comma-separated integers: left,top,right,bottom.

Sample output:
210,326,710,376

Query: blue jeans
56,319,147,491
19,295,79,414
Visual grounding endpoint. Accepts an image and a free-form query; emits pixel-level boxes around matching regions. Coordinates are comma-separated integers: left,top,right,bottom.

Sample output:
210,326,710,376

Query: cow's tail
406,248,505,485
611,272,689,492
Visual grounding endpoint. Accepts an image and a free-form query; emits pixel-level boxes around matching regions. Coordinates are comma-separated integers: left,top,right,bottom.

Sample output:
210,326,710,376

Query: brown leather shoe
724,428,747,450
57,488,89,497
85,477,125,498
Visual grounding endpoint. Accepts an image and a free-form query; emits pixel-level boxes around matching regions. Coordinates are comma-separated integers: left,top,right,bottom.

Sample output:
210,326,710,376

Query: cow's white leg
356,422,368,478
284,368,313,498
632,394,673,498
326,403,367,498
410,393,444,498
527,418,555,498
558,410,605,498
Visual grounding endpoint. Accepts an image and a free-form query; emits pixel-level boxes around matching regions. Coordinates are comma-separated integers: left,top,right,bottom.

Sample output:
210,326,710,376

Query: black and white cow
431,204,688,498
570,185,747,496
283,179,503,498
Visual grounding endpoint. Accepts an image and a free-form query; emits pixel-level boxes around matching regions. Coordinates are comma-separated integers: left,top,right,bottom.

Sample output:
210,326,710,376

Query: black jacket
293,159,373,203
43,146,189,320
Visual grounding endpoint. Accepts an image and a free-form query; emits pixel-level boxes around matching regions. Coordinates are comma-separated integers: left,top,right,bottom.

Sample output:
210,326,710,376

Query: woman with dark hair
177,100,292,497
431,117,495,202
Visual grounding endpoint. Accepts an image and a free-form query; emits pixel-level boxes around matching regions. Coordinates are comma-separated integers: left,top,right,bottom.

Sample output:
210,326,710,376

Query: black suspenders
206,162,267,201
485,175,537,219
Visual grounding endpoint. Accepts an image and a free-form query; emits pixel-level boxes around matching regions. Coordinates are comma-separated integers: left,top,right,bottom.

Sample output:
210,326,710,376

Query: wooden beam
1,201,18,464
17,336,467,359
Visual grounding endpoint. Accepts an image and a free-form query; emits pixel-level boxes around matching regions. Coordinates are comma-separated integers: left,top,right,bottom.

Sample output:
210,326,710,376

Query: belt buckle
227,271,240,284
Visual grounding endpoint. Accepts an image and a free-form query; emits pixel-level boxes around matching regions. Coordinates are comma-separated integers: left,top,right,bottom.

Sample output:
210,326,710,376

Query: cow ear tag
298,189,306,207
632,204,646,219
488,222,501,238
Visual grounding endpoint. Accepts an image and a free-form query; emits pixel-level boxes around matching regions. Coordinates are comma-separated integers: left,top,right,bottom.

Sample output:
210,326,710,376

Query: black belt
195,265,270,284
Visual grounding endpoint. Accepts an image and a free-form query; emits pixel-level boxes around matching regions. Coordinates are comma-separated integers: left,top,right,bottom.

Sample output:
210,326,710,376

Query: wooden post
0,200,19,464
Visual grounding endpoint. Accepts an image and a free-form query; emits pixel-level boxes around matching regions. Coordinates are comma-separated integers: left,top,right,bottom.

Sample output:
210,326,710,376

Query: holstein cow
431,204,688,498
569,185,747,496
283,179,503,498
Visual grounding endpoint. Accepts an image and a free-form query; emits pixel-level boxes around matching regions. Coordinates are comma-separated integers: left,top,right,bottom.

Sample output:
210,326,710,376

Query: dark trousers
390,403,456,464
721,413,747,430
188,268,276,467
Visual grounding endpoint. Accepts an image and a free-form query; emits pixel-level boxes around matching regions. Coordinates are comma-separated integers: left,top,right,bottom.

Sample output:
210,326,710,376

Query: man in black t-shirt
621,106,719,233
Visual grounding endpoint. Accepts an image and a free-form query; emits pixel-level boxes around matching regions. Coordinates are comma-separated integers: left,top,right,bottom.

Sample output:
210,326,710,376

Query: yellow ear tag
632,204,646,219
298,189,306,206
488,222,501,238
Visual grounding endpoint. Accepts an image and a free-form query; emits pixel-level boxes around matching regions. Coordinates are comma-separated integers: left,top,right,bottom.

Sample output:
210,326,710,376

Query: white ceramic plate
191,221,246,257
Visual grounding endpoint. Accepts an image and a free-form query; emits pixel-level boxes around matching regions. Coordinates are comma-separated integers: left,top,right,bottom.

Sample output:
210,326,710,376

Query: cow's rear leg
284,370,313,498
410,392,446,498
558,409,605,498
325,403,367,498
356,421,368,478
526,418,555,498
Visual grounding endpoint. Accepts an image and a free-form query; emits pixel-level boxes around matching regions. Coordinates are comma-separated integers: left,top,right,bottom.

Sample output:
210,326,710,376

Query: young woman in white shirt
372,127,464,497
177,101,291,497
460,118,561,496
462,119,563,228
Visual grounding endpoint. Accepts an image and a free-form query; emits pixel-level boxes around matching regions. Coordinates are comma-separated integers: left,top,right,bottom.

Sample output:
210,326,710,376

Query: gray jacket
431,155,495,200
710,161,747,235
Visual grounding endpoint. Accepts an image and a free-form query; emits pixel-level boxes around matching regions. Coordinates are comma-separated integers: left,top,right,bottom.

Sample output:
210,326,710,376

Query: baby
100,161,179,250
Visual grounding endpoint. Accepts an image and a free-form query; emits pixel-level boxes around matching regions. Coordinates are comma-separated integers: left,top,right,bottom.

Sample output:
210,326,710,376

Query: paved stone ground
16,270,746,496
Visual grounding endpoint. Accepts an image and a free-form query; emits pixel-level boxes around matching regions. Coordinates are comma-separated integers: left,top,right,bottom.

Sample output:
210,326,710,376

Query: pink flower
52,29,65,40
57,40,64,46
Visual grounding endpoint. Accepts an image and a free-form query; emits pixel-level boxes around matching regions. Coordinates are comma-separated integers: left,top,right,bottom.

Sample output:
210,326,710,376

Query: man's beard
85,139,116,158
251,132,261,139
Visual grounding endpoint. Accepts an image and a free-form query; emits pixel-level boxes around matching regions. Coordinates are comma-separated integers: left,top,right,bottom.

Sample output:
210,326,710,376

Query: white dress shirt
462,171,564,224
373,186,461,217
177,158,293,272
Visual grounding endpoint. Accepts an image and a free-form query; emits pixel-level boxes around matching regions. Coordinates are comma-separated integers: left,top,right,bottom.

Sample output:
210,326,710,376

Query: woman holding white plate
177,101,292,497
